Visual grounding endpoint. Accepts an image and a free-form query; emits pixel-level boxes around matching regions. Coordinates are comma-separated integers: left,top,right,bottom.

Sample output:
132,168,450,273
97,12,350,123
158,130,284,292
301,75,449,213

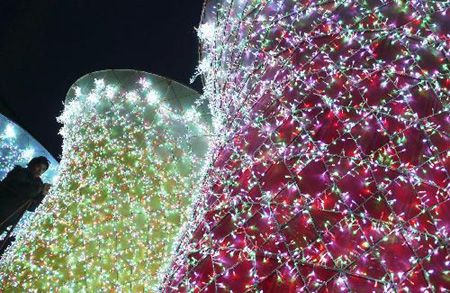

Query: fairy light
146,90,160,105
162,0,449,292
0,70,212,291
3,123,16,139
0,0,447,290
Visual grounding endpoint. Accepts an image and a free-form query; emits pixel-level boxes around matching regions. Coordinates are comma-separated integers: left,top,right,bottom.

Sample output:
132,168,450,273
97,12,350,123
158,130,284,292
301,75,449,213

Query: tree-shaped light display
0,70,212,291
162,0,449,291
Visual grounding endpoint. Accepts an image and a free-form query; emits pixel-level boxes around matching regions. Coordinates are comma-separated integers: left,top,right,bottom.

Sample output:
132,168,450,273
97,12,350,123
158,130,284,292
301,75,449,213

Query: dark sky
0,0,205,161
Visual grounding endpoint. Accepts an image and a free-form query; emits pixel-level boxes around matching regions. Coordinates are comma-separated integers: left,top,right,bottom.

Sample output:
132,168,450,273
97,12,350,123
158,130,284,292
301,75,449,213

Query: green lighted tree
0,70,211,291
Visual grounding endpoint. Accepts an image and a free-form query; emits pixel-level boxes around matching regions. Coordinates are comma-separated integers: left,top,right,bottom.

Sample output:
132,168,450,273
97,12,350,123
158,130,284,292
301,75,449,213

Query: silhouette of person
0,156,52,234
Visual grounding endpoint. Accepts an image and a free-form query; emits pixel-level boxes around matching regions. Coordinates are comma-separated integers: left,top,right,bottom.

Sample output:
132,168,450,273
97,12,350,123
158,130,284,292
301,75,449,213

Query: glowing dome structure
162,0,449,292
0,70,212,291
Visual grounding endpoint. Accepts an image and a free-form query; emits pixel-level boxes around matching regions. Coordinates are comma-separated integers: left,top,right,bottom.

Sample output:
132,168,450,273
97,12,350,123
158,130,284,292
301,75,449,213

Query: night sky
0,0,205,161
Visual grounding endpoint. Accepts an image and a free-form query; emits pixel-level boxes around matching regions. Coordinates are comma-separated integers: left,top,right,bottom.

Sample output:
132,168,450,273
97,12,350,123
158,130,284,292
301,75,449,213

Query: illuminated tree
162,0,449,292
0,70,211,291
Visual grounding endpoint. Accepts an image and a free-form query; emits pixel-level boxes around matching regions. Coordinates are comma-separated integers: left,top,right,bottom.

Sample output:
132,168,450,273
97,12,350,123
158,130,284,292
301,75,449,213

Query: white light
146,90,159,105
87,93,99,104
4,124,15,138
126,91,138,102
74,86,82,98
139,78,151,89
22,148,35,161
185,108,199,122
197,23,216,43
94,78,105,90
105,85,117,99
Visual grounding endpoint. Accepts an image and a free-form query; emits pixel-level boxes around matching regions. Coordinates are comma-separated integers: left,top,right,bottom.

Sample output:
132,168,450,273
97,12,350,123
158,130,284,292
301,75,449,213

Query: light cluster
162,0,449,292
0,70,212,291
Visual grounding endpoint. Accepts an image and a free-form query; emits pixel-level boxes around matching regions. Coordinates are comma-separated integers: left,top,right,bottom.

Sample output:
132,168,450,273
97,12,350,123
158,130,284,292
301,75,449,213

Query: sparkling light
162,0,450,292
0,70,212,291
3,124,16,139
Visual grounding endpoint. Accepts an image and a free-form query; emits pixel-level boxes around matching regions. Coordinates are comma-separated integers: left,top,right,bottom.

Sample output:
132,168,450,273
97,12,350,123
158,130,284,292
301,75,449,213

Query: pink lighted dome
161,0,449,292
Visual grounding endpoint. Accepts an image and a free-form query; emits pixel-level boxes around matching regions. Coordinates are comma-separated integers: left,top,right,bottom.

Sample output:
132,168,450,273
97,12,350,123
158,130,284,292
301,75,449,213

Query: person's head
27,156,50,178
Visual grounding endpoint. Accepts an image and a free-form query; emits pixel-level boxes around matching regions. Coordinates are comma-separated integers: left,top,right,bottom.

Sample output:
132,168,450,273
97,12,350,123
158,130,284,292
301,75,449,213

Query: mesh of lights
0,70,212,291
162,0,449,292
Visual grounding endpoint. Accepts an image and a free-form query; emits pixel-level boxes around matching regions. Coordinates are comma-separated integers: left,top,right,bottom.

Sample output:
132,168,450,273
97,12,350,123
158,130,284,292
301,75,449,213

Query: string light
0,70,212,291
0,0,448,290
162,0,449,292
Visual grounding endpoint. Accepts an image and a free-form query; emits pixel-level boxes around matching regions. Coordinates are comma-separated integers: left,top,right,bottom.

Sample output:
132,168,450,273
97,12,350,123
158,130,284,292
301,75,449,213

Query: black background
0,0,205,160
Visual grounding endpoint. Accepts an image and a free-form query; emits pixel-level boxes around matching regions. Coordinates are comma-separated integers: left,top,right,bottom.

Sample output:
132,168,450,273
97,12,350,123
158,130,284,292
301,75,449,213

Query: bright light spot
138,78,151,89
74,86,82,98
146,90,159,105
4,124,15,138
87,93,99,104
22,148,35,161
126,91,138,102
94,78,105,90
198,23,216,43
105,85,117,99
257,15,266,22
185,108,199,122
